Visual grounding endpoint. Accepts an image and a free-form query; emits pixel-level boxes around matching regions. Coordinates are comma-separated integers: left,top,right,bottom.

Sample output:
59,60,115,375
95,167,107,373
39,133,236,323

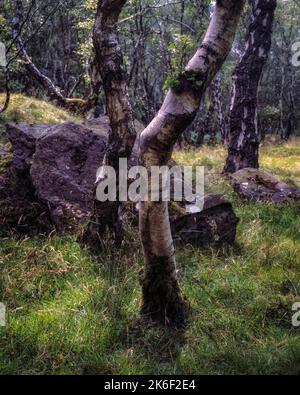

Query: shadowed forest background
0,0,299,375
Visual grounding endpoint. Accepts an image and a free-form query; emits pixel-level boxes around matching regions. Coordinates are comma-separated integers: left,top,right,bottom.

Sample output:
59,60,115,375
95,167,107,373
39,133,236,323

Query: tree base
140,256,189,329
80,201,123,252
224,149,259,174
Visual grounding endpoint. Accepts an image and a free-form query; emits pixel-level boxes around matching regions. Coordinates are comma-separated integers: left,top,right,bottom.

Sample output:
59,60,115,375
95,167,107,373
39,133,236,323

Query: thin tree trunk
212,73,227,142
279,63,285,139
139,0,245,327
0,67,10,114
93,0,136,167
202,74,225,145
200,90,215,145
84,0,136,246
224,0,277,174
285,50,296,140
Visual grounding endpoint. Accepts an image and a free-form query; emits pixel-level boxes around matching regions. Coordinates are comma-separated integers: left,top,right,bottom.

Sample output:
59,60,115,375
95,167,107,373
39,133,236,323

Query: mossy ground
0,93,79,141
0,98,299,374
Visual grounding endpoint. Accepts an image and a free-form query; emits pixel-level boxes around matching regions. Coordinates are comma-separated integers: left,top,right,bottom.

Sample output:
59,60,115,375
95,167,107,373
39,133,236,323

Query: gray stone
231,168,300,204
171,194,239,246
7,123,50,174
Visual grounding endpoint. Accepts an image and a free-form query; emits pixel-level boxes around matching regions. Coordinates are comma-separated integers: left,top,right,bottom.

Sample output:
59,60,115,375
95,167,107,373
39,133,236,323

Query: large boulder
6,121,107,231
231,168,300,204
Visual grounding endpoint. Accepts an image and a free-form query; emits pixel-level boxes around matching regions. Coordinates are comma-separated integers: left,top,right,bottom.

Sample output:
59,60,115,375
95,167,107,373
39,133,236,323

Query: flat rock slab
232,168,300,204
171,194,239,246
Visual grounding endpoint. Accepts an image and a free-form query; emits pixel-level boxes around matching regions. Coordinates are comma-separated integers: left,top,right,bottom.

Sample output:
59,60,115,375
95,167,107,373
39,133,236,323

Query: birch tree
85,0,136,245
139,0,245,327
224,0,277,174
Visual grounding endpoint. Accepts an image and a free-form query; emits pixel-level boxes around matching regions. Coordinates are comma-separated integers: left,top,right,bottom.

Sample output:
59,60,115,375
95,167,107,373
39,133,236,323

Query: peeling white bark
139,0,246,326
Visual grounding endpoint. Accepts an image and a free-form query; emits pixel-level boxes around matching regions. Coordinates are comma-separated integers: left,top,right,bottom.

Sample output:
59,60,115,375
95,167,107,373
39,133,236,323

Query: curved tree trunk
84,0,136,246
224,0,277,174
93,0,136,167
139,0,245,327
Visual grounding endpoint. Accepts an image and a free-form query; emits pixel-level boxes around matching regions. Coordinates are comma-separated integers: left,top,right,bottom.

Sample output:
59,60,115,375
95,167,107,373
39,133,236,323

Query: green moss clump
163,70,204,95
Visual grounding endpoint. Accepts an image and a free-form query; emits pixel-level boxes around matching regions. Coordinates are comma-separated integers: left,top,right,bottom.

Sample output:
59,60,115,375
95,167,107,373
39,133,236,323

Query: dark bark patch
140,256,190,329
169,70,206,97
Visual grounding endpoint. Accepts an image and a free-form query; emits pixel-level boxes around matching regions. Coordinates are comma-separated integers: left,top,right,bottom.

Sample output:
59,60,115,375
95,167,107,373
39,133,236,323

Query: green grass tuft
0,94,79,142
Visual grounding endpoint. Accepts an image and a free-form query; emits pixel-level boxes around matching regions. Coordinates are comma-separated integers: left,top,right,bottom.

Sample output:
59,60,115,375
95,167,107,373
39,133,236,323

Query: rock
6,121,107,231
31,122,106,218
231,168,300,204
0,150,53,236
0,146,9,160
171,194,239,246
7,123,50,174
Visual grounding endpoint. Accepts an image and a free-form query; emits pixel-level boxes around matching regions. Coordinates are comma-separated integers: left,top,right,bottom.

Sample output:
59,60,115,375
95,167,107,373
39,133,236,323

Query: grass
0,93,79,141
0,99,299,374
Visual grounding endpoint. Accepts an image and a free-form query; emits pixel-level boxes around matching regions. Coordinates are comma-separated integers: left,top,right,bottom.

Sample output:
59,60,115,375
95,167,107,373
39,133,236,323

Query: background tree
85,0,136,246
224,0,277,174
139,0,245,327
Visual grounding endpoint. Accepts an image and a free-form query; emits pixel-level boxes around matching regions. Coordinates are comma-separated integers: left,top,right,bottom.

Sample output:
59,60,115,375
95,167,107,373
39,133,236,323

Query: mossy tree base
140,256,189,329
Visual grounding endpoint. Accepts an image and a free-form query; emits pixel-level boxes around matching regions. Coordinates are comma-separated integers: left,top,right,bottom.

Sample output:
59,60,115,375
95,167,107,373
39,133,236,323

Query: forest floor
0,95,299,375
